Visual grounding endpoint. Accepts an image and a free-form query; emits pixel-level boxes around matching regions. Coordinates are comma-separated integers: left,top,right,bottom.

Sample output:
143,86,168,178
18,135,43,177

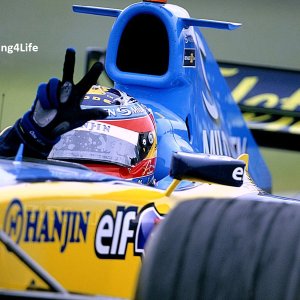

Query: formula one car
1,0,300,299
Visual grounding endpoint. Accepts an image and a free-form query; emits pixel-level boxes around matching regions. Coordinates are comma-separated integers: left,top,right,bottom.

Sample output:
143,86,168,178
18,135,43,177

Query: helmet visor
48,121,140,167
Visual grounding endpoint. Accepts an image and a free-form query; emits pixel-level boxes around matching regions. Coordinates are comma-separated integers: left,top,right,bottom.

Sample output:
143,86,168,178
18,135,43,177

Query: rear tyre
135,198,300,300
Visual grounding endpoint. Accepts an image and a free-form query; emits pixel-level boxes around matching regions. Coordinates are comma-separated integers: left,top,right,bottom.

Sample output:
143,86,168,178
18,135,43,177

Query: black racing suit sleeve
0,120,53,159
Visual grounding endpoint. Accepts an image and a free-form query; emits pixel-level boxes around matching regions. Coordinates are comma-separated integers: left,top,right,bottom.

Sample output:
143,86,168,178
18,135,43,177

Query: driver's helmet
48,85,157,185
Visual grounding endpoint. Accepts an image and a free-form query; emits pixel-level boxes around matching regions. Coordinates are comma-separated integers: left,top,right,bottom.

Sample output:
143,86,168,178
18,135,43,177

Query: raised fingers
62,48,76,84
76,62,103,97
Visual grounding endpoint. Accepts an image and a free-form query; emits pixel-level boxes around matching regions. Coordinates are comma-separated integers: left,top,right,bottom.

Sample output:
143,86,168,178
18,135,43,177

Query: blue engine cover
74,2,272,191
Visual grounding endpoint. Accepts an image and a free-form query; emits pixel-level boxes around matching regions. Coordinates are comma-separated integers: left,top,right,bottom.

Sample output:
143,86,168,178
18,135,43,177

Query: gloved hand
17,48,108,155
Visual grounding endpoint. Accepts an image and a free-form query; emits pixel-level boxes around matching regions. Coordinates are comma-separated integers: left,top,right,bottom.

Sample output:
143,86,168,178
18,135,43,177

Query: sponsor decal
220,63,300,113
134,205,163,254
183,49,196,67
82,100,147,119
94,204,164,259
232,167,244,181
76,120,139,145
184,35,195,46
95,206,137,259
243,113,300,134
221,64,300,136
202,91,219,121
104,104,146,118
3,199,90,253
202,129,247,157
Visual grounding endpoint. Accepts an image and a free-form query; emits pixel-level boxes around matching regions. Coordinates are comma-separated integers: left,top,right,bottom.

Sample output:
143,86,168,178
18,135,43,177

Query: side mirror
85,47,113,87
170,152,246,187
85,47,105,74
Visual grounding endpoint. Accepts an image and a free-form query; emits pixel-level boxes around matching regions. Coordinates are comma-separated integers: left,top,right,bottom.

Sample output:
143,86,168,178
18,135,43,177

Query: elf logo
94,205,164,259
232,167,244,181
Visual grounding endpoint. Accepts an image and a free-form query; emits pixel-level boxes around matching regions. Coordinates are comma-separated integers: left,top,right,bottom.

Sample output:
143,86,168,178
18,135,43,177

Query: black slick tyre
135,198,300,300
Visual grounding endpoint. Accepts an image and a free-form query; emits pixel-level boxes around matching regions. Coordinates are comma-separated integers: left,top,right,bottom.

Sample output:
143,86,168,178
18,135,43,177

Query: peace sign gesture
19,48,108,154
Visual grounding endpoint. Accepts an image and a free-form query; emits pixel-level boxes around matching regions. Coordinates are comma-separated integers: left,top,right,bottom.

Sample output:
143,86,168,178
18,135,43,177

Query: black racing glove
15,48,108,157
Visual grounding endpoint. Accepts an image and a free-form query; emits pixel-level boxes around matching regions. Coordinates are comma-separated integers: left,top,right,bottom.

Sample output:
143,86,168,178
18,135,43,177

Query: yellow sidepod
0,181,171,299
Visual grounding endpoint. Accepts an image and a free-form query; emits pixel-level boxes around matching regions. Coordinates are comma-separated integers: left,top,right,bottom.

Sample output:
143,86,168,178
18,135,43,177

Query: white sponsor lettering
95,207,137,258
232,167,244,181
76,120,139,145
203,129,247,157
95,214,114,255
118,211,136,254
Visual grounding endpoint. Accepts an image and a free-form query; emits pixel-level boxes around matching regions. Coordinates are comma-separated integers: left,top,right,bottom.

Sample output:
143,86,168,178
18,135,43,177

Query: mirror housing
170,152,246,187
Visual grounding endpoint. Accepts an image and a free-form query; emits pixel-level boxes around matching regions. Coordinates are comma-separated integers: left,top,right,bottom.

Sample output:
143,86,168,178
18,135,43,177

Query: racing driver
0,48,157,185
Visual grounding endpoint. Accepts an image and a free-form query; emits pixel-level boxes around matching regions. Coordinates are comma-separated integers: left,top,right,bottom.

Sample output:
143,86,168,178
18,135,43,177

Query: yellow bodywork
0,174,258,299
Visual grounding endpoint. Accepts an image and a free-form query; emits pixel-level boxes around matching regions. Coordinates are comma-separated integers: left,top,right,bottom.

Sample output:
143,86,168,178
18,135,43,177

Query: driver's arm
0,48,107,158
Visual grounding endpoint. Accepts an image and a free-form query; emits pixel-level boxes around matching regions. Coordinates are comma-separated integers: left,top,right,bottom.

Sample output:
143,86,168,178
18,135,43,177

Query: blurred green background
0,0,299,194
